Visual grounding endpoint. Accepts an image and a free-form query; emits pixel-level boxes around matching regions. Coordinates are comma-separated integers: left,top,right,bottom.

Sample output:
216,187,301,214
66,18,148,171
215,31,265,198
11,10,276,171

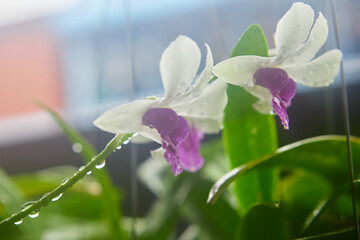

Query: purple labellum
254,67,297,129
178,128,204,172
142,108,190,176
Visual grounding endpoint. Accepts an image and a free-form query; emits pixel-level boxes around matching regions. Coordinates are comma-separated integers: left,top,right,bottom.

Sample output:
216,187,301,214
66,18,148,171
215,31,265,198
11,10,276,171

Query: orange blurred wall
0,22,63,118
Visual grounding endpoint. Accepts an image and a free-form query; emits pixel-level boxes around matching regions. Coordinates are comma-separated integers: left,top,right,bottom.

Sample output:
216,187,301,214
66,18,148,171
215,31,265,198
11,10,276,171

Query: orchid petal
172,80,228,133
283,13,328,66
183,116,223,134
283,49,342,87
252,100,273,115
160,35,201,99
181,44,213,101
245,85,272,102
137,126,161,144
245,85,273,114
213,55,270,87
94,99,158,134
178,128,204,172
275,2,314,63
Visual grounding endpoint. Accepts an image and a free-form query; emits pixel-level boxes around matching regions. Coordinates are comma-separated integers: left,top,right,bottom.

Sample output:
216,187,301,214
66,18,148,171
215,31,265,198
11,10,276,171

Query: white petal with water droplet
160,35,201,99
275,2,314,62
282,12,328,66
284,49,342,87
213,55,270,87
93,98,159,134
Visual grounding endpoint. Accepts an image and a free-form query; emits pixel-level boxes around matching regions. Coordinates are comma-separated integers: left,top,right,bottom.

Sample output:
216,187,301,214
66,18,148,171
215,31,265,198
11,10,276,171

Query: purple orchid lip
254,67,297,129
142,108,205,175
178,128,204,172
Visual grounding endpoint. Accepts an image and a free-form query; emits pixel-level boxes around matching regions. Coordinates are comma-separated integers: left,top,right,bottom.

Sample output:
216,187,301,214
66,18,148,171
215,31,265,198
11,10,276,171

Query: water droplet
95,160,106,169
52,193,63,202
72,143,83,153
116,145,122,150
14,219,23,225
87,171,92,175
79,166,85,171
123,139,130,145
29,211,39,218
61,178,69,185
132,132,139,137
21,201,36,210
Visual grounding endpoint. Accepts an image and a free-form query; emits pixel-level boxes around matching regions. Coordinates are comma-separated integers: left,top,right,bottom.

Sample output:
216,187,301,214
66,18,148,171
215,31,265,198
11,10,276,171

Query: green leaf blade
208,135,359,205
223,24,278,213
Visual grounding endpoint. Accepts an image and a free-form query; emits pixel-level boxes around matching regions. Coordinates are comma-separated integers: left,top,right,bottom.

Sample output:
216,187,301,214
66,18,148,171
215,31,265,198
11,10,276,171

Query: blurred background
0,0,359,225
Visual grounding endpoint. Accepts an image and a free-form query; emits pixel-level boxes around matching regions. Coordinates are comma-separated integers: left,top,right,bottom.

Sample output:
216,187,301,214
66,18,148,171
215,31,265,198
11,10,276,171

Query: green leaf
240,203,290,240
0,168,41,239
300,179,360,236
281,170,333,234
295,228,355,240
223,24,278,214
39,103,124,239
208,135,359,205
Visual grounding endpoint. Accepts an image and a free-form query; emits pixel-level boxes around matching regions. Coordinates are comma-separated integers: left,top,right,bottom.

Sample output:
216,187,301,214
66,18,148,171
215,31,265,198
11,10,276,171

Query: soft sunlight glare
0,0,80,26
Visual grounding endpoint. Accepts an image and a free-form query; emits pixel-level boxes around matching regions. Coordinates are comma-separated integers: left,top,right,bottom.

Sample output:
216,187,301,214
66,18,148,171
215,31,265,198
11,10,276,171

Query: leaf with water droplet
28,210,40,218
61,178,69,185
14,219,23,225
51,193,63,202
95,160,106,169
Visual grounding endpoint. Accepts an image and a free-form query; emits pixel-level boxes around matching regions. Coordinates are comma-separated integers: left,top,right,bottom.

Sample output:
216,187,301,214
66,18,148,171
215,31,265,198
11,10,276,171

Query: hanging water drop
79,166,85,171
14,219,23,225
21,201,36,210
52,193,63,202
61,178,69,185
123,139,130,145
95,160,106,169
116,145,122,150
72,143,83,153
132,132,139,137
29,211,40,218
87,171,92,175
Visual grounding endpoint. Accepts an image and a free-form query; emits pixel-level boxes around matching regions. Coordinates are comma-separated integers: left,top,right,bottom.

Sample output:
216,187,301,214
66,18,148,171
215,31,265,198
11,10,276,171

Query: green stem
0,133,132,229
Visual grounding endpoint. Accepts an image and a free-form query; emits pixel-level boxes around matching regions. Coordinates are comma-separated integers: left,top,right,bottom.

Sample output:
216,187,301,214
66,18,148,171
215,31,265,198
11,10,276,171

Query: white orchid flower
213,2,342,129
94,35,228,176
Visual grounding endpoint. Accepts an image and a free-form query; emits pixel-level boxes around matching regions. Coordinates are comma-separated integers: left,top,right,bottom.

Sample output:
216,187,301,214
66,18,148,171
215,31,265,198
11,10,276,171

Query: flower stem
0,133,132,229
330,0,360,239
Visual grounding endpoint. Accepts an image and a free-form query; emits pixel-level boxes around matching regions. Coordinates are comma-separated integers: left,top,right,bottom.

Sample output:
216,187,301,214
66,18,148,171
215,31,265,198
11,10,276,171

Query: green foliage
223,24,278,214
41,104,125,239
240,203,290,240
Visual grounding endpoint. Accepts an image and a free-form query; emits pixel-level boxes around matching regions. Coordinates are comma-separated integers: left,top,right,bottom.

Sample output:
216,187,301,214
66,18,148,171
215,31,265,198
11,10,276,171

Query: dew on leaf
95,160,106,169
14,219,23,225
28,211,40,218
51,193,63,202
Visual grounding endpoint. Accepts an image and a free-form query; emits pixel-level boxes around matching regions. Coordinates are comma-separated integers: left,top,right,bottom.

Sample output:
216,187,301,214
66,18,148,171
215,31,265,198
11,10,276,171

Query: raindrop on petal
51,193,63,202
72,143,83,153
95,160,106,169
14,219,23,225
29,211,40,218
